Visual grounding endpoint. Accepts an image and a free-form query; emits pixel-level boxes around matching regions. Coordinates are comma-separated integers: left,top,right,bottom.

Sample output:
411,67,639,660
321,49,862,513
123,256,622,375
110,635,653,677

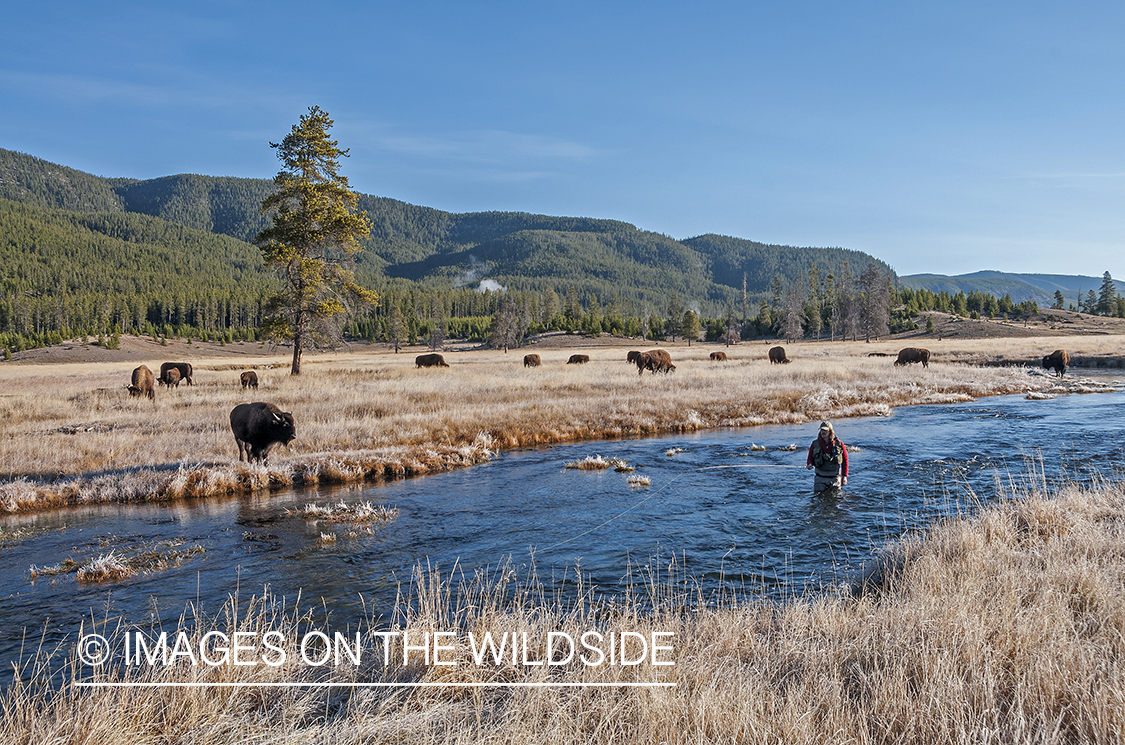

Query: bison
1042,349,1069,378
162,368,181,388
626,350,641,365
710,351,728,361
768,346,789,364
567,354,590,364
415,353,450,368
523,354,541,367
127,365,155,400
240,370,259,389
230,402,296,463
636,349,675,375
160,361,193,386
894,347,931,368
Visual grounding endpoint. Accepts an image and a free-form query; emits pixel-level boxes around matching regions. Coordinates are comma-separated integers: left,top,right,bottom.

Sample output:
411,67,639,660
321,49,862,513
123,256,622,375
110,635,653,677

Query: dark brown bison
626,350,641,365
240,370,259,389
416,353,450,368
127,365,155,400
636,349,675,375
230,402,296,463
768,346,789,364
894,347,931,368
567,354,590,364
523,354,541,367
160,361,193,386
710,351,728,361
1042,349,1069,378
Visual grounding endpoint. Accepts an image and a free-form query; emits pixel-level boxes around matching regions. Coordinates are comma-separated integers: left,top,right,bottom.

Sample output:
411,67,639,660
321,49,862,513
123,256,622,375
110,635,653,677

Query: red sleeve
807,442,816,467
841,443,849,477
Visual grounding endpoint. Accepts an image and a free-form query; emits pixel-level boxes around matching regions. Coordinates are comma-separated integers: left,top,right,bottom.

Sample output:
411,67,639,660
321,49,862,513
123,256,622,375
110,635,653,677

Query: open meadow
0,333,1120,514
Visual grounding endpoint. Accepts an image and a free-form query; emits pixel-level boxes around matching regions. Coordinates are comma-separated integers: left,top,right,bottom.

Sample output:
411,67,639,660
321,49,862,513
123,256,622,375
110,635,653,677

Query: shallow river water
1,374,1123,672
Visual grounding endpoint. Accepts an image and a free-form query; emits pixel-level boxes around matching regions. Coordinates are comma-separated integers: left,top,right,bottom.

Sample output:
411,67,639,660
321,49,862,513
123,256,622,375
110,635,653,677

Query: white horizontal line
77,681,675,688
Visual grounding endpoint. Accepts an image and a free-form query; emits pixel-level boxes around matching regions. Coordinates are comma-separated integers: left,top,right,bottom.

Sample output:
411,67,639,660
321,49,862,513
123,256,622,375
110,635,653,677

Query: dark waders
812,436,844,496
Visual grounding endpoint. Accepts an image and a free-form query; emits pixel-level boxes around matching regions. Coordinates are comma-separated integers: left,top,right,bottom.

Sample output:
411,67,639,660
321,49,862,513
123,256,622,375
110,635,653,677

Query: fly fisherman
806,421,848,495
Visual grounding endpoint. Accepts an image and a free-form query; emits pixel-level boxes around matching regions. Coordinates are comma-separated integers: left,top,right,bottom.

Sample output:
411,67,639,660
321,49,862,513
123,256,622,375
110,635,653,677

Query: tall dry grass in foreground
0,341,1114,513
3,476,1123,744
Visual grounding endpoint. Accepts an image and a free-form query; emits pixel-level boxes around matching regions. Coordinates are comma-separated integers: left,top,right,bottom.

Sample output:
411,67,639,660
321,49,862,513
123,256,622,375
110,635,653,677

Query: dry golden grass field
0,332,1121,514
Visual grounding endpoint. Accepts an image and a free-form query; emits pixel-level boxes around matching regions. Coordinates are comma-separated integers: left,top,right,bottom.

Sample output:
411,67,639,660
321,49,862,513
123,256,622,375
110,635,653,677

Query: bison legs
236,440,275,464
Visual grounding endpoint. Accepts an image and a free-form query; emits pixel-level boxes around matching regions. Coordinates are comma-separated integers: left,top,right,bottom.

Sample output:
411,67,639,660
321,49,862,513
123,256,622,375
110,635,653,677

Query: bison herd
119,340,1073,465
122,361,290,462
128,361,261,399
386,344,1079,378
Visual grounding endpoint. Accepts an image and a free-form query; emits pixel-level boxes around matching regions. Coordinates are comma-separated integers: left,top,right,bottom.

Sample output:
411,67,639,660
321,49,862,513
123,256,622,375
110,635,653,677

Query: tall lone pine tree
255,106,377,374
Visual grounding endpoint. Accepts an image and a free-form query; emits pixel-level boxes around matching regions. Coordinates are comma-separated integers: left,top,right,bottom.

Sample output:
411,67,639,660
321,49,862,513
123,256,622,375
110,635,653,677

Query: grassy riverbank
2,335,1120,514
3,475,1123,744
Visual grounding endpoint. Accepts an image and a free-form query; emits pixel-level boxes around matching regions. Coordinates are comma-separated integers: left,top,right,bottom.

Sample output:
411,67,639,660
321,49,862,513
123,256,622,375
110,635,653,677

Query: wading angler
806,421,848,495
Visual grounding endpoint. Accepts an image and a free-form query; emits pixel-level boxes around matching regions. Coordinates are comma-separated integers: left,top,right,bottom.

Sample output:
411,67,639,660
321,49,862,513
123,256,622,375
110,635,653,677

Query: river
1,373,1122,673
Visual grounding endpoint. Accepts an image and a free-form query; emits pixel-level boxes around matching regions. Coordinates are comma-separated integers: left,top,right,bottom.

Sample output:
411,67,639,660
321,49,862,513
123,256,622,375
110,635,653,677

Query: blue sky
2,2,1122,279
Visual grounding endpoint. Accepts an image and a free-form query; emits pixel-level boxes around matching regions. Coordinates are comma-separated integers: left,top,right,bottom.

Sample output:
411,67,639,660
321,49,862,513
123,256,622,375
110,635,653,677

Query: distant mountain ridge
900,271,1105,306
0,147,892,313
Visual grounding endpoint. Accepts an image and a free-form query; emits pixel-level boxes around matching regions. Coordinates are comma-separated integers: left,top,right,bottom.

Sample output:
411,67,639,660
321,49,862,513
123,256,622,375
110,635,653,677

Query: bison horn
272,412,282,422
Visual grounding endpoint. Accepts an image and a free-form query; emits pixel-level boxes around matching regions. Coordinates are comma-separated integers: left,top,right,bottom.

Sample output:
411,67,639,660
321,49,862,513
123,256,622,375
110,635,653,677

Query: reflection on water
2,380,1123,671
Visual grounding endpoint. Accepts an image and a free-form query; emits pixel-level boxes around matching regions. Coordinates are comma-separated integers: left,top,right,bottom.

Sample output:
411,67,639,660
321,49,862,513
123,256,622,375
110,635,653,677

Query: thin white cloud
344,121,602,165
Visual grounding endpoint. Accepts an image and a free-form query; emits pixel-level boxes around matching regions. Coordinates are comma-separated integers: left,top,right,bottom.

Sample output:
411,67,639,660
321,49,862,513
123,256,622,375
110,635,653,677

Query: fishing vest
812,436,844,477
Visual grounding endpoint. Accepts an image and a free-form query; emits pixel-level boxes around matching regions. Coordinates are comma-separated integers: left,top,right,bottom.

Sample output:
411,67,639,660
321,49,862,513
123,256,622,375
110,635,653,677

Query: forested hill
0,147,892,312
683,234,893,293
900,271,1105,307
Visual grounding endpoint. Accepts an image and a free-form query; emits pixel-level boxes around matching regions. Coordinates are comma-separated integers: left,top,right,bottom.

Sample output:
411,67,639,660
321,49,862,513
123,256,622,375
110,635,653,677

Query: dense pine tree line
0,197,275,351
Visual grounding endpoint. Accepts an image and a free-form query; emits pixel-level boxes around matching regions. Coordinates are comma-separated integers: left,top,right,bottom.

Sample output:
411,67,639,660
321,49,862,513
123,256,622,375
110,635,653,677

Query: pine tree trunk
291,337,302,375
291,306,305,374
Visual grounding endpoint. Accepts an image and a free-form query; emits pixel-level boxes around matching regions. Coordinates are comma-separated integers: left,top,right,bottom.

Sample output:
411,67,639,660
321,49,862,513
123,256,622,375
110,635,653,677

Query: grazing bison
415,353,450,368
567,354,590,364
636,349,675,375
768,346,789,364
710,351,728,361
626,350,641,365
127,365,155,400
894,347,931,368
240,370,259,389
1042,349,1069,378
523,354,541,367
162,368,181,388
160,361,193,386
230,402,296,463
